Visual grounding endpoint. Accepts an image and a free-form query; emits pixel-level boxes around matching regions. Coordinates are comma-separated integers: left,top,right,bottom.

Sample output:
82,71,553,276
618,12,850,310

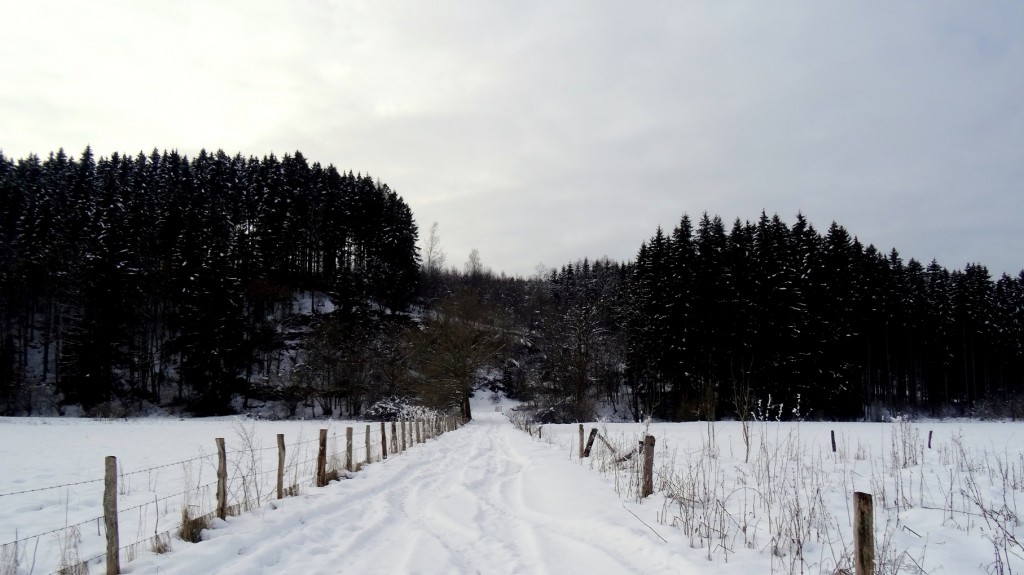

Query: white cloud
2,0,1022,276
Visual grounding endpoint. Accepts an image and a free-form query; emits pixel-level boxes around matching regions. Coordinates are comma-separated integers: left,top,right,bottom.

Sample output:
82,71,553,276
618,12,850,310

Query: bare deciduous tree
413,290,507,421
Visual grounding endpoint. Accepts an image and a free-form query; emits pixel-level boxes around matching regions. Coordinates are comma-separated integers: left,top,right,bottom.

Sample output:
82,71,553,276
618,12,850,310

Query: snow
2,402,1023,574
292,290,335,315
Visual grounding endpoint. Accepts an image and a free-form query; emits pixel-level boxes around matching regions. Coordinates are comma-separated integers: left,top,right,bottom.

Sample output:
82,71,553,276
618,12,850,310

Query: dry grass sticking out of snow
536,414,1024,574
0,417,372,575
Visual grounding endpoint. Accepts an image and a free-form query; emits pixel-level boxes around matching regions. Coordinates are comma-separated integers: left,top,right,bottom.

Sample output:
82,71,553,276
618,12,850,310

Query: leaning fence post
216,437,227,519
104,455,120,575
583,428,598,457
641,435,655,498
316,429,328,487
381,422,388,460
831,429,837,453
365,424,372,465
854,491,875,575
345,427,354,472
276,434,285,499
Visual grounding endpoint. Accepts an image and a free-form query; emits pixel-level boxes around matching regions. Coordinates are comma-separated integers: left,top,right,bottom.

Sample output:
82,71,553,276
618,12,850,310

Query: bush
364,396,437,421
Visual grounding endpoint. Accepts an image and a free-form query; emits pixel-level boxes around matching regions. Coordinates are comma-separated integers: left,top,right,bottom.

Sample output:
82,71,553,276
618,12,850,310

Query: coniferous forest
425,213,1024,423
0,148,419,415
1,148,1022,421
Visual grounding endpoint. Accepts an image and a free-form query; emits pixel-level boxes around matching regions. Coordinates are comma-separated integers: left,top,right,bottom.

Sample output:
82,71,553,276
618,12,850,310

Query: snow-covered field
0,416,376,574
2,400,1023,574
537,414,1024,574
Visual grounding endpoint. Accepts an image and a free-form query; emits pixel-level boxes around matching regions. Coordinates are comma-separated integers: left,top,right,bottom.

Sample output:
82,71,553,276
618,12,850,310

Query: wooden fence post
216,437,227,519
365,424,372,465
416,419,423,444
831,429,837,453
391,421,398,454
928,430,933,449
854,491,875,575
641,435,655,498
400,419,407,452
381,422,388,460
316,429,327,487
579,424,585,458
345,427,354,472
276,434,285,499
583,428,598,457
104,455,119,575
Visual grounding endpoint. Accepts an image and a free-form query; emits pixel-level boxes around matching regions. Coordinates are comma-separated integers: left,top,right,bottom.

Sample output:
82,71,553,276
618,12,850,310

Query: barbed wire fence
0,414,464,575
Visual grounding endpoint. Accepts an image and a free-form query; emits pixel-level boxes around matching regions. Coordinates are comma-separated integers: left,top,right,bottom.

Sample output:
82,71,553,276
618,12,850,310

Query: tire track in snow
128,410,696,575
393,417,540,574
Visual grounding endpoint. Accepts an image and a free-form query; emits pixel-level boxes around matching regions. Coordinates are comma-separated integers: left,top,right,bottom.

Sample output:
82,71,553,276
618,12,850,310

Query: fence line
0,476,106,499
0,414,465,575
510,416,883,574
0,434,334,501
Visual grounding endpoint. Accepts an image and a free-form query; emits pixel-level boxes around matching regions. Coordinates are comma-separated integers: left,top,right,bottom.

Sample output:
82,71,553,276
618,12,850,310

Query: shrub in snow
363,396,438,421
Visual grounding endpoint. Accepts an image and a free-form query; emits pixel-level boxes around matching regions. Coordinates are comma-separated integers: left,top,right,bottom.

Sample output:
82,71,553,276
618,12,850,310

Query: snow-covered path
129,409,699,574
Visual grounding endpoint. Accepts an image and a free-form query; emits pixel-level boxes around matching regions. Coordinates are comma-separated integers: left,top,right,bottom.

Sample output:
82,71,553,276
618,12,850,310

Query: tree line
622,212,1024,420
440,213,1023,422
2,146,1020,423
0,147,419,415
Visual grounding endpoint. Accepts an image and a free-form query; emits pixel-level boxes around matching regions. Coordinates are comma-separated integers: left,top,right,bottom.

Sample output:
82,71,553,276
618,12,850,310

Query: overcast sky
2,1,1022,278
